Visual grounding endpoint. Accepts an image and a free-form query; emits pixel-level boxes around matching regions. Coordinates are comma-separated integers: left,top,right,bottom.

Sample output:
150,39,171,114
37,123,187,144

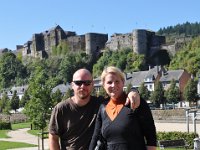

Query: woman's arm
89,105,104,150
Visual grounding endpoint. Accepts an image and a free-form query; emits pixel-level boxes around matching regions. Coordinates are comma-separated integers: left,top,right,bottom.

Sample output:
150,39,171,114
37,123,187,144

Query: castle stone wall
20,25,167,59
161,44,176,56
85,33,108,56
66,35,85,52
106,33,132,50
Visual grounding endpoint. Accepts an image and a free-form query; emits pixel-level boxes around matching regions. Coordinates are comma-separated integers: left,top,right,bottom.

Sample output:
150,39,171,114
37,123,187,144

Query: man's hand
125,91,140,109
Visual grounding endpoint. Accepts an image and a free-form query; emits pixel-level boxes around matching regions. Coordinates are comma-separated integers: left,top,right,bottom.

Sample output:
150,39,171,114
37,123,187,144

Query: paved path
0,128,49,150
155,122,200,135
0,122,200,150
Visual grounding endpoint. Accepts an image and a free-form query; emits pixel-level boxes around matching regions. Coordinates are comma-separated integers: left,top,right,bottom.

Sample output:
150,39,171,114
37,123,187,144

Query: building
52,83,71,96
198,75,200,97
0,85,29,100
125,66,163,91
93,67,192,106
21,25,108,59
159,69,191,100
106,29,166,57
14,25,173,63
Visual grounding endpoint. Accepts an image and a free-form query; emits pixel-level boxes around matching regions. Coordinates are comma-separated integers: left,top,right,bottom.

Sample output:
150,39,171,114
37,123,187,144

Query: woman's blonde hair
101,66,125,84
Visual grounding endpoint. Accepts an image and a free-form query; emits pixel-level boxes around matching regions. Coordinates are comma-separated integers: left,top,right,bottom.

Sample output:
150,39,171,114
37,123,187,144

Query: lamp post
185,107,190,133
190,110,197,135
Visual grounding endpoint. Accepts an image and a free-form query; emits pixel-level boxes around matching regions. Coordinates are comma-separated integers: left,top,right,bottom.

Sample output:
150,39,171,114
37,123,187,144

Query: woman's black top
89,98,156,150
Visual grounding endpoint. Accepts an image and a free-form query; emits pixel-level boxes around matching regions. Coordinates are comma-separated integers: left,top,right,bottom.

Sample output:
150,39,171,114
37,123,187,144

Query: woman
89,66,156,150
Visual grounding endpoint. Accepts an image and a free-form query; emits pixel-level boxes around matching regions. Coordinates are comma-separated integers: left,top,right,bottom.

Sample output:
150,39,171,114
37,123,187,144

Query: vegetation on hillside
169,36,200,76
157,21,200,43
92,48,146,77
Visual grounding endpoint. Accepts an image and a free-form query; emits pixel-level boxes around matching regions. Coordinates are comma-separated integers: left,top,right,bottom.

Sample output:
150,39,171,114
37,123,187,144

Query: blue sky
0,0,199,50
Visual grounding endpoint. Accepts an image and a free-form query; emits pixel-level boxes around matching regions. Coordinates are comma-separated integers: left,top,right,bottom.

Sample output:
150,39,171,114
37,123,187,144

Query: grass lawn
0,130,10,138
12,122,31,130
0,122,31,139
0,141,36,150
0,122,38,149
28,129,40,136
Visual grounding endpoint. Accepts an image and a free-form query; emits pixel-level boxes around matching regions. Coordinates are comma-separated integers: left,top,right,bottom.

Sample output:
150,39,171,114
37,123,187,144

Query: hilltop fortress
15,25,185,60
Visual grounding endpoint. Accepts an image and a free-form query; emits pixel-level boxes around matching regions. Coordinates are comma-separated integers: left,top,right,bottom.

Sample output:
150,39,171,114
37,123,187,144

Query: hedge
0,122,12,130
157,131,198,149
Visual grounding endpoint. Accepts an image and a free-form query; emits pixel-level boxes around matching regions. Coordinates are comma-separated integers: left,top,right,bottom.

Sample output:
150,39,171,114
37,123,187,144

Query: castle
15,25,181,60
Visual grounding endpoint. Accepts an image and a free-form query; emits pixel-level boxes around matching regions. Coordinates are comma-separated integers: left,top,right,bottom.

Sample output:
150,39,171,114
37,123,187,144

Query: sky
0,0,199,50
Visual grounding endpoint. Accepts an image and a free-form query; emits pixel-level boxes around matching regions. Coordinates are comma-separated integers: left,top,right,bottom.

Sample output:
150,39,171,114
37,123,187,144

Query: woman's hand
125,90,140,109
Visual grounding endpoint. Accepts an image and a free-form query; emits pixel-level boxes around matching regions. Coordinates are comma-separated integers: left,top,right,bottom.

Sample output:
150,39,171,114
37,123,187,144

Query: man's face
72,70,93,100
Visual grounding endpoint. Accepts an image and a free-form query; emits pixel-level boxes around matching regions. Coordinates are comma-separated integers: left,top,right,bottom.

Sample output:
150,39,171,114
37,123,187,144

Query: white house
0,85,29,100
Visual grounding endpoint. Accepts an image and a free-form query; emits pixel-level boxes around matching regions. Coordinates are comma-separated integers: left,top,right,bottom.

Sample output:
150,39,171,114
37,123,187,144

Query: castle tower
85,33,108,56
132,29,148,55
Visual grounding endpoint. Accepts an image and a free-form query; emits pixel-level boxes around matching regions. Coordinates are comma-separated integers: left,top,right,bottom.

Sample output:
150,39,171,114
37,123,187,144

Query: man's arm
125,90,140,109
49,133,60,150
137,98,157,148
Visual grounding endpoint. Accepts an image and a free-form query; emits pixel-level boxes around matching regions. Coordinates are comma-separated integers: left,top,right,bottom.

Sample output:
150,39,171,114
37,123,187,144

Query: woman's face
103,72,124,99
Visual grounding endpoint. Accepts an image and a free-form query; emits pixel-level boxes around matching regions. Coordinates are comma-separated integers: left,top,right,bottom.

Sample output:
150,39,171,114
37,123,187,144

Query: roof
126,67,161,87
52,83,71,93
127,71,148,86
42,25,63,35
159,70,184,82
10,85,29,93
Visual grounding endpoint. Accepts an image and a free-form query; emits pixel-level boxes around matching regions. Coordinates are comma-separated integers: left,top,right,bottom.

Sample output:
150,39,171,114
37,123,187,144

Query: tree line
157,21,200,37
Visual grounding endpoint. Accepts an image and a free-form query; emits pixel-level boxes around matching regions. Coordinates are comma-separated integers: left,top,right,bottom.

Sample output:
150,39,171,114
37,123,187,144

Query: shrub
0,122,12,130
157,131,198,149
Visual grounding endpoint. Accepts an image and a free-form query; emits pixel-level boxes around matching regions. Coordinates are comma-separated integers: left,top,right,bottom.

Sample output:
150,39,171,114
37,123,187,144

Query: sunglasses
73,80,92,86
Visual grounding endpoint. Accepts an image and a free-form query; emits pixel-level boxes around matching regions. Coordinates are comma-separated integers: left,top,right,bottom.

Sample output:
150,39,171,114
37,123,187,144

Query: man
49,68,140,150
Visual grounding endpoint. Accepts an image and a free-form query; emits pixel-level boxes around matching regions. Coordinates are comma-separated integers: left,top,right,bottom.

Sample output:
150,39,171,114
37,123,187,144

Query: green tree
63,88,73,100
93,49,146,77
51,89,63,107
0,52,28,89
169,37,200,77
93,50,113,77
183,79,198,106
138,82,150,100
97,87,107,98
126,53,146,72
125,83,132,94
58,52,89,83
150,81,165,108
20,90,30,107
24,66,52,130
45,58,62,78
10,90,20,112
165,79,180,108
0,93,11,114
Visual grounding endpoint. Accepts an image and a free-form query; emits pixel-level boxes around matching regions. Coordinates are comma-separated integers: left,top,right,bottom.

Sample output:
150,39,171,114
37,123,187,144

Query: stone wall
106,29,166,58
106,33,132,51
19,25,185,61
0,113,28,123
85,33,108,57
151,109,185,120
21,25,108,59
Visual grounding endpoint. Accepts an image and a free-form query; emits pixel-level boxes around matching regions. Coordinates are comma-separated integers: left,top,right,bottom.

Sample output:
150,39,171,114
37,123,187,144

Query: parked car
164,104,174,109
148,103,156,110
